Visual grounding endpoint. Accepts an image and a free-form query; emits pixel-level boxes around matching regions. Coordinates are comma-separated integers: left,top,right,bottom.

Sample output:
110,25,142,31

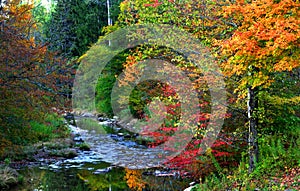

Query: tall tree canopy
45,0,122,58
220,0,300,172
221,0,300,93
0,0,70,153
94,0,300,175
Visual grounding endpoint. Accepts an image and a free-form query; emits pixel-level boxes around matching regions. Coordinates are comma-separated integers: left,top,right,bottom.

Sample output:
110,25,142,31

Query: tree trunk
107,0,112,46
247,87,259,173
107,0,112,26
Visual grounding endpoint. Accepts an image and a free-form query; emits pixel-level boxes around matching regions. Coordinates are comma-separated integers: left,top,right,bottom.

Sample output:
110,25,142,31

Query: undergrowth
193,131,300,191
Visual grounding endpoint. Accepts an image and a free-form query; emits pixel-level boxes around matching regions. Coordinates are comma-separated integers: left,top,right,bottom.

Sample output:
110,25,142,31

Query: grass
30,113,69,141
0,113,71,161
192,133,300,191
193,167,300,191
0,166,20,188
76,118,107,134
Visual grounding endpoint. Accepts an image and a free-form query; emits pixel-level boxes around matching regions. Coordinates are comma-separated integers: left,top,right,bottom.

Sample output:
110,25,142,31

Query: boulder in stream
93,167,112,174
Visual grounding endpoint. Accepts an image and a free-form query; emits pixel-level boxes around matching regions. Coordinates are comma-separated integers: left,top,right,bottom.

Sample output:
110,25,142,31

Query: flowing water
8,117,191,191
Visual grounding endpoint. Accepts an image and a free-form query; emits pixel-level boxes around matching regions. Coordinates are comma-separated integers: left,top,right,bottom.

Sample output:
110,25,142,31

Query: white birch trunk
247,87,259,173
107,0,112,46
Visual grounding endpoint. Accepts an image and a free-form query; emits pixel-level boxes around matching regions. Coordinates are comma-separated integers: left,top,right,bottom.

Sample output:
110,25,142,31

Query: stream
8,116,192,191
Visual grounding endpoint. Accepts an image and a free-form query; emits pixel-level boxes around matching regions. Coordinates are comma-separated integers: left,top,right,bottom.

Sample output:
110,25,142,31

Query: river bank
1,112,299,191
0,113,193,191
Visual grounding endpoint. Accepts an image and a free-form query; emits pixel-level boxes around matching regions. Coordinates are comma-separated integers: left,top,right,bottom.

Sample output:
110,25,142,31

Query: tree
89,0,233,177
30,0,55,43
45,0,122,58
0,0,70,154
124,168,145,191
46,0,96,58
220,0,300,172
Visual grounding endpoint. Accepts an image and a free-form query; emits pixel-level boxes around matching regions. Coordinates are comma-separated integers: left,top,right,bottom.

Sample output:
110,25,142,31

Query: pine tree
45,0,111,58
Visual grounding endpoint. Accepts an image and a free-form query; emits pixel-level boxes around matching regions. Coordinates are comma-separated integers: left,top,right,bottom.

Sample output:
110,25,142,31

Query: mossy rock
49,149,78,158
78,143,91,151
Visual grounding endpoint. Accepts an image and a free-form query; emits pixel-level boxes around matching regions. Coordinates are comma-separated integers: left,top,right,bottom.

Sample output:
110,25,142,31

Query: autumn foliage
101,0,300,180
220,0,300,93
124,168,146,191
1,0,298,189
0,0,71,156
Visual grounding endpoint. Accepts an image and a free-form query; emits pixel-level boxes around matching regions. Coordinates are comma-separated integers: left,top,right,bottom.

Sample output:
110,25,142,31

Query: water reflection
8,118,191,191
10,166,90,191
124,169,146,191
10,163,190,191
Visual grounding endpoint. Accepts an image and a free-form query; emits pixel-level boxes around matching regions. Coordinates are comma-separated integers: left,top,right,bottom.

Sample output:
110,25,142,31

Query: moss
49,149,78,158
65,150,78,159
78,143,91,151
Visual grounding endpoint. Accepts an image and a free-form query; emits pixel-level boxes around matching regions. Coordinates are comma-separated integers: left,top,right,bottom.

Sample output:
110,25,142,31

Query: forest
0,0,299,190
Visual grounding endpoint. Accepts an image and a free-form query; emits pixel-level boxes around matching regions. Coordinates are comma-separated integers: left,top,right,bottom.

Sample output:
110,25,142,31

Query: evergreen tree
45,0,113,58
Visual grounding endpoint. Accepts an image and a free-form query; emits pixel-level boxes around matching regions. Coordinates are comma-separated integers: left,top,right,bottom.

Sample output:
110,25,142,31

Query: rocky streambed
2,113,193,191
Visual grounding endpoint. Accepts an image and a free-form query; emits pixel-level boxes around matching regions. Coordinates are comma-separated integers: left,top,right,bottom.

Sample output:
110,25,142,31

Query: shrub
0,166,19,189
